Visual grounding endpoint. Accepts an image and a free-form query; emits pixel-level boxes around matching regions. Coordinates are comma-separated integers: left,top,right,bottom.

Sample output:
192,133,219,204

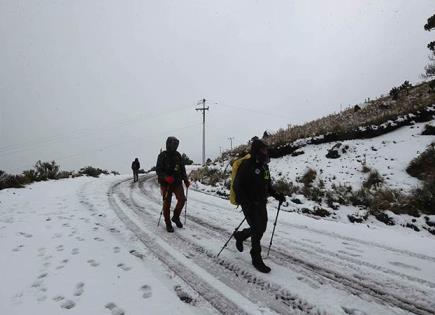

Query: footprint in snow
129,250,144,259
113,247,121,254
117,263,131,271
342,306,367,315
174,285,195,304
52,295,64,302
56,245,64,252
94,237,104,242
74,282,85,296
105,302,125,315
52,233,63,239
12,245,24,252
38,273,48,279
32,279,43,288
71,248,79,255
61,300,76,309
140,285,152,299
18,232,32,238
88,259,100,267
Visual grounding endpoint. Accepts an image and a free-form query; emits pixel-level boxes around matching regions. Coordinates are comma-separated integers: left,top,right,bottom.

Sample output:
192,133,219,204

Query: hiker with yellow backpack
220,139,285,273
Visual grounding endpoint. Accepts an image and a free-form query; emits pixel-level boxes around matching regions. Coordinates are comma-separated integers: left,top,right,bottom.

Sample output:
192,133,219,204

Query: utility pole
228,137,234,150
195,98,209,165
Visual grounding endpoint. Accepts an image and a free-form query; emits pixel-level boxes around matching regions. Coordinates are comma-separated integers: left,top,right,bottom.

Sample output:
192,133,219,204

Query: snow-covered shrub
57,171,73,179
34,160,60,180
421,124,435,135
410,178,435,215
190,167,226,187
0,171,26,189
78,166,109,178
407,143,435,181
272,178,300,196
22,169,39,182
299,168,317,187
349,188,371,208
370,188,419,217
362,170,384,189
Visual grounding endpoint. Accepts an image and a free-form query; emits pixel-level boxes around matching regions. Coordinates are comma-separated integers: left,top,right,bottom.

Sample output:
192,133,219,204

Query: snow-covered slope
269,121,434,192
195,120,435,234
1,174,435,314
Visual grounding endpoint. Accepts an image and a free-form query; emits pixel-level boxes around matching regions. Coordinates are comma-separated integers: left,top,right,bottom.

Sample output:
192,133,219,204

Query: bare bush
406,143,435,181
363,170,384,189
299,168,317,187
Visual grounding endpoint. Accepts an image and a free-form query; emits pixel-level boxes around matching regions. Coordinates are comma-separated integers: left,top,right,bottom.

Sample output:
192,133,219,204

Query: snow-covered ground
269,121,435,192
1,174,434,314
198,121,435,234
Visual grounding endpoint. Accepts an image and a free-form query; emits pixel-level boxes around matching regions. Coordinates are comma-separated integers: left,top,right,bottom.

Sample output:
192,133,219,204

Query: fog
1,0,434,174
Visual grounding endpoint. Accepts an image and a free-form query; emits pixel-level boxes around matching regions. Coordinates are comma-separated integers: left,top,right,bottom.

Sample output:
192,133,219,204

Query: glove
165,176,175,184
184,180,190,188
275,193,286,203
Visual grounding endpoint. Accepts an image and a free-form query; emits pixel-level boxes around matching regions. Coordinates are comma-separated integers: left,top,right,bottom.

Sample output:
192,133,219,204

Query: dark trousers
133,170,139,182
238,202,268,256
160,184,186,224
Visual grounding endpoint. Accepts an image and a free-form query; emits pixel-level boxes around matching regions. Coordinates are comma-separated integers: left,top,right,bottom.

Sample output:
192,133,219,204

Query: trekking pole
216,217,246,257
157,188,171,227
267,201,283,257
184,187,189,225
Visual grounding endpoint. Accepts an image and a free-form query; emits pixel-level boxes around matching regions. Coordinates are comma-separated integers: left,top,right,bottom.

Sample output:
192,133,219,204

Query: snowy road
107,174,435,314
1,174,434,315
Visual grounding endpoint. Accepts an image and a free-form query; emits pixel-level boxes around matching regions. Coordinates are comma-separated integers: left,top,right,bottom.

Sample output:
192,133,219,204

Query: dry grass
224,81,435,158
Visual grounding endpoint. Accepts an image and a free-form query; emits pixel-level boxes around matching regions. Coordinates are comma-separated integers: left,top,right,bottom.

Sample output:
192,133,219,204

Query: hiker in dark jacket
131,158,140,182
156,136,190,232
233,139,285,273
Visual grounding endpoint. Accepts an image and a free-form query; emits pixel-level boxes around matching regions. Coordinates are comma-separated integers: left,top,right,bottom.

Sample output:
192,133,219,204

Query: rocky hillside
190,81,435,235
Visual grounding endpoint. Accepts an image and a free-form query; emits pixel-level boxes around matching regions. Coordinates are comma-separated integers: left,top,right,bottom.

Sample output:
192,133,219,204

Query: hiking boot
234,231,244,252
171,216,183,228
166,222,174,233
251,253,271,273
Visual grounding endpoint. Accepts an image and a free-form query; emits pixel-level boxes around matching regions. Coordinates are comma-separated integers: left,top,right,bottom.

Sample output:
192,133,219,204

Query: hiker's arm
155,154,167,178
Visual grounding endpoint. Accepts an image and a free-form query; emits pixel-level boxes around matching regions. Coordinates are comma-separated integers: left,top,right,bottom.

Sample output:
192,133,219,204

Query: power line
7,122,201,173
0,104,193,158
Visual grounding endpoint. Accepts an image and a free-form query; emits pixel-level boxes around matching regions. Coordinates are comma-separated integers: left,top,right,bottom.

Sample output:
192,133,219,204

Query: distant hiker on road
131,158,140,182
156,136,190,232
233,139,285,273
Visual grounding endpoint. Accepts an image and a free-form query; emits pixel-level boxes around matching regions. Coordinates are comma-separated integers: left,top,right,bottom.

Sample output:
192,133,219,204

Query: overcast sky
1,0,434,174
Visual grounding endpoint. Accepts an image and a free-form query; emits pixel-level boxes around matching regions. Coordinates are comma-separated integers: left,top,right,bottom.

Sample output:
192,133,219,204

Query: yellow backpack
229,154,251,205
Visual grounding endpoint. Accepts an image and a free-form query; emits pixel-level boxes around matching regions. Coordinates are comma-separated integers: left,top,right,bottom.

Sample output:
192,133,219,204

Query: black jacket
131,160,140,171
156,151,187,185
233,157,277,205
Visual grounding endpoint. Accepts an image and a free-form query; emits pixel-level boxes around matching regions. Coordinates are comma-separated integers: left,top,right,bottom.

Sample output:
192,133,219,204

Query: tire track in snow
118,178,324,314
134,176,435,315
140,177,435,289
108,178,251,315
186,186,435,264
